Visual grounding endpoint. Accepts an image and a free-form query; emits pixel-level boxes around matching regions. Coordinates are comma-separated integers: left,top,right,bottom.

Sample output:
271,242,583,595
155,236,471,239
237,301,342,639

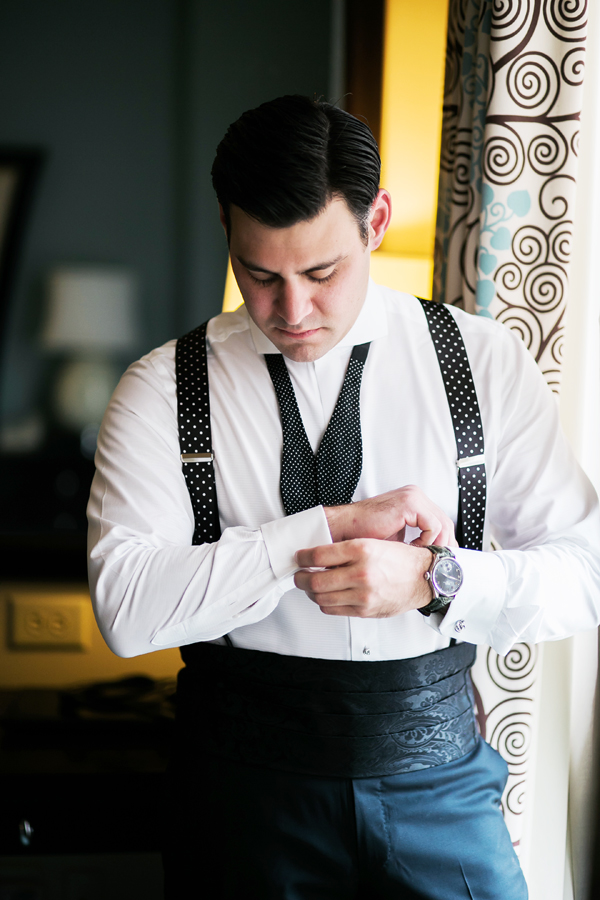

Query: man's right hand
324,486,457,548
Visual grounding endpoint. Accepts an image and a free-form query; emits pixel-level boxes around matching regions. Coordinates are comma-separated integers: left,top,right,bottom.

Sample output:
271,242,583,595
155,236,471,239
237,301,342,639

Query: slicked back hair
211,95,381,243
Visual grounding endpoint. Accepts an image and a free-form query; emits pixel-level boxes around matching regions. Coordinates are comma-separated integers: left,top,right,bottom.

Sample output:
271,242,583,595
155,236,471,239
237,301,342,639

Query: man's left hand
294,539,432,618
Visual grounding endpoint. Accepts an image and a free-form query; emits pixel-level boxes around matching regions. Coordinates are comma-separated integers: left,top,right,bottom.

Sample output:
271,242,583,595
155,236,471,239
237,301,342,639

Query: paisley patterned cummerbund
176,641,478,778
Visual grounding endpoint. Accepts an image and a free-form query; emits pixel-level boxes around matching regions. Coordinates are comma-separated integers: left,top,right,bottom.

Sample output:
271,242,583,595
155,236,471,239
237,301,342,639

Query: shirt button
363,647,370,656
454,620,465,634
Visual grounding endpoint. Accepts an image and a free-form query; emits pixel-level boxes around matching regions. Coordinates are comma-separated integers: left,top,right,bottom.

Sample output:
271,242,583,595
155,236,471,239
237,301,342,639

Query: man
88,95,600,899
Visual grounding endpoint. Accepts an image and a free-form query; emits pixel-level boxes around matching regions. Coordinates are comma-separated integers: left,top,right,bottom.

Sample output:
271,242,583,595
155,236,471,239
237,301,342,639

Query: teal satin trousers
162,736,528,899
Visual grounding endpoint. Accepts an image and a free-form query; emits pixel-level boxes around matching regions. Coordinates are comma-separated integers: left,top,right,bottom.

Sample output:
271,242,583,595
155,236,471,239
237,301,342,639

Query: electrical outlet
8,592,92,650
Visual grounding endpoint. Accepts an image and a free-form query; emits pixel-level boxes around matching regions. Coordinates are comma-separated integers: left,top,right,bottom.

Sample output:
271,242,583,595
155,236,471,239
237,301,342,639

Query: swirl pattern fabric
434,0,587,396
430,0,586,848
176,641,479,777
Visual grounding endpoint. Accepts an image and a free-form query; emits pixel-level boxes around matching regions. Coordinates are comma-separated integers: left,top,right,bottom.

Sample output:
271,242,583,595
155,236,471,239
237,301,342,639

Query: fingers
396,486,456,546
295,567,357,596
407,515,444,546
400,500,451,547
295,539,432,619
296,541,361,570
300,583,375,617
294,541,366,595
359,485,456,547
295,541,373,611
409,518,455,547
319,604,363,617
385,526,406,543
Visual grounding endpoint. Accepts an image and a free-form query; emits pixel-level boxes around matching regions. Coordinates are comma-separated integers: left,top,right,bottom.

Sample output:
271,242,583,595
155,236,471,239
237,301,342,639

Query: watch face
432,557,463,596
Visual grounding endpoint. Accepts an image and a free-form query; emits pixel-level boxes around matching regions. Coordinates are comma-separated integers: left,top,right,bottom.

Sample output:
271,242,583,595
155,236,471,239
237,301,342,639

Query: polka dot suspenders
176,322,221,545
418,299,486,551
175,303,486,553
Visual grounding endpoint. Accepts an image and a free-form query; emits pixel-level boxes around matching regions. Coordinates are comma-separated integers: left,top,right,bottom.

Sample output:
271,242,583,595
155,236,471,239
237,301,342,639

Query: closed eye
307,270,336,284
248,272,277,286
248,269,336,287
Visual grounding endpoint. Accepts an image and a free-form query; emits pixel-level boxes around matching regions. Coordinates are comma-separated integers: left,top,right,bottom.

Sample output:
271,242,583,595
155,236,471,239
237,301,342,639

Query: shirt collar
247,279,388,356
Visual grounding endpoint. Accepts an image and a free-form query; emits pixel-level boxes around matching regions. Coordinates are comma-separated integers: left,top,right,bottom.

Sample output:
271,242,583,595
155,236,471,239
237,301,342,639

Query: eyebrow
236,254,345,276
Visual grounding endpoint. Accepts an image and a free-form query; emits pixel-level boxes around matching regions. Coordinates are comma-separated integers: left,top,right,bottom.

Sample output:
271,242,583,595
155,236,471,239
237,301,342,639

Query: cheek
322,275,366,320
238,284,274,322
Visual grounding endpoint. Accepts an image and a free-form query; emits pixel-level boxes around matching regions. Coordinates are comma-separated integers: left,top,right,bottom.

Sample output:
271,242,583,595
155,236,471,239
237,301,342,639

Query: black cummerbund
175,641,478,778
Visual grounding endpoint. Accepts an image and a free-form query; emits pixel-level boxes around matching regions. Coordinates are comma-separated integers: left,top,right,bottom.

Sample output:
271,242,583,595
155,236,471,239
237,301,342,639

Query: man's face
225,194,389,362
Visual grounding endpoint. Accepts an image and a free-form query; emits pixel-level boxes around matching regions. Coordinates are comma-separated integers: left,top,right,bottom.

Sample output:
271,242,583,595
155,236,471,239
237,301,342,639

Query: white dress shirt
87,281,600,660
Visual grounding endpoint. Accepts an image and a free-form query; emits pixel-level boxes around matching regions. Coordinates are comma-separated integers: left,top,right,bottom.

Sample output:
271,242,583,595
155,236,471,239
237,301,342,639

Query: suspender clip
456,454,485,470
181,452,214,463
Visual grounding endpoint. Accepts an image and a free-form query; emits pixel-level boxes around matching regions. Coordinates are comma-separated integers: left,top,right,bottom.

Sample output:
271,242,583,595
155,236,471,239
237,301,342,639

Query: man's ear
368,190,392,251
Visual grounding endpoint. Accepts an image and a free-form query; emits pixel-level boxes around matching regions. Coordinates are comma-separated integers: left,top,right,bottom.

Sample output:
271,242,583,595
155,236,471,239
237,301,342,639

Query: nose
276,279,314,326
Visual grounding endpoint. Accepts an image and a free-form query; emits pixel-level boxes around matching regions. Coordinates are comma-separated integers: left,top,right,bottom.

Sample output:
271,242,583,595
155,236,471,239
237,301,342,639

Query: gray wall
0,0,332,422
177,0,333,332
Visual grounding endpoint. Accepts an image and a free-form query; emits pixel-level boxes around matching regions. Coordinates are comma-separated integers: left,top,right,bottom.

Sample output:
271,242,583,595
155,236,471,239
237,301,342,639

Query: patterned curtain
433,0,588,856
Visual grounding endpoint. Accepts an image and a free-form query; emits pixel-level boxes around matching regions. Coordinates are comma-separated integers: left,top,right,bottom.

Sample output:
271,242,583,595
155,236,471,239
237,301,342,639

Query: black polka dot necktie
264,342,371,515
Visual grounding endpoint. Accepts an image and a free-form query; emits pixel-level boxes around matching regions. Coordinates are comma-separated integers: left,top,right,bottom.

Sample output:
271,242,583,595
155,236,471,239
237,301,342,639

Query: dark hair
211,95,381,242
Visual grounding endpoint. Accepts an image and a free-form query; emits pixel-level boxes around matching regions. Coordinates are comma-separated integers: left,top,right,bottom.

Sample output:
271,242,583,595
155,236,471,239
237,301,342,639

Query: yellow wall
369,252,434,300
379,0,449,267
222,0,449,309
0,584,181,688
223,258,243,313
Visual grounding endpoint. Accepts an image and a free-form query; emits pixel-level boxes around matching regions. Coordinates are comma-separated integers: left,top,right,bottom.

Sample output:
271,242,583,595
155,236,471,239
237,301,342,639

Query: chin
273,340,337,362
271,331,335,362
278,343,326,363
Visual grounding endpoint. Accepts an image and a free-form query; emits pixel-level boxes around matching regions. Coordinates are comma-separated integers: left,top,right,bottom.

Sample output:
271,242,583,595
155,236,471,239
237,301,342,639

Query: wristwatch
418,546,463,617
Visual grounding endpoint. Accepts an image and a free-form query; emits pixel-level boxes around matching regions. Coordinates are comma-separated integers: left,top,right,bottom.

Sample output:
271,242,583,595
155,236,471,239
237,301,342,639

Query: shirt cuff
261,506,332,579
427,548,507,644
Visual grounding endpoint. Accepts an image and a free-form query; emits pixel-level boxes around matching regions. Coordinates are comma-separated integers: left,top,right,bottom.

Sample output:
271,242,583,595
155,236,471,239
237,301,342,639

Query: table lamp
41,265,138,437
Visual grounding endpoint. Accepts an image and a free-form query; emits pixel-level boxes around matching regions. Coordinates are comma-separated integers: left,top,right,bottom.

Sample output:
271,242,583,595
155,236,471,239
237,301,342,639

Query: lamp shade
42,265,139,352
